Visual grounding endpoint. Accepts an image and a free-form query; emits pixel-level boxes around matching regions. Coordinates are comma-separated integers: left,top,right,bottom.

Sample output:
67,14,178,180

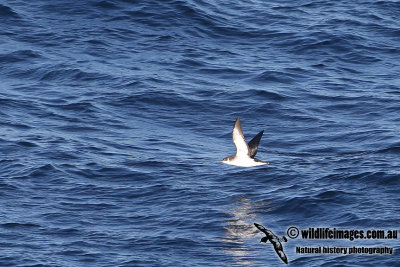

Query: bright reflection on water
222,196,274,266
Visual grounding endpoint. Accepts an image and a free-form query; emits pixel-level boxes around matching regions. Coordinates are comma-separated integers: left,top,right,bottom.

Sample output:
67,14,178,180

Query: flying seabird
219,117,268,167
254,223,288,264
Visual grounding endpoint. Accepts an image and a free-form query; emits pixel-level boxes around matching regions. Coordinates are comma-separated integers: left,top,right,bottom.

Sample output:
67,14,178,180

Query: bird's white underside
223,155,267,167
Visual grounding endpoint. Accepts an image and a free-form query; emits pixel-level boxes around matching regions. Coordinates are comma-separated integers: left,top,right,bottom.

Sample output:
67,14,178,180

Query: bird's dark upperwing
254,223,268,234
248,130,264,158
273,245,288,264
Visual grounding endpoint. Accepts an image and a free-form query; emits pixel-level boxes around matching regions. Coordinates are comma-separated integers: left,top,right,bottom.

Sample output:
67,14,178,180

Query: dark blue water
1,1,400,266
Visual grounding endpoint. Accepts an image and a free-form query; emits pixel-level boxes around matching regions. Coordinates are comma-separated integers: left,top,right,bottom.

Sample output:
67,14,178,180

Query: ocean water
1,0,400,266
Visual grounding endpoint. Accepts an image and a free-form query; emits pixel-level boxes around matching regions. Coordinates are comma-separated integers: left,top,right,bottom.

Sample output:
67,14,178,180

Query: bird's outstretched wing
248,130,264,158
273,246,288,264
232,117,249,157
254,223,268,234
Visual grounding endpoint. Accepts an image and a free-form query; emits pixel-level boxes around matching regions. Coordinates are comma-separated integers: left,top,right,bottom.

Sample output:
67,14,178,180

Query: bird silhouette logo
254,223,288,264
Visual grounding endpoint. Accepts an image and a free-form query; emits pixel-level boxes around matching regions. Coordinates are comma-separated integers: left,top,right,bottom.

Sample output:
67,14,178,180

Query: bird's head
218,156,231,163
260,236,268,243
